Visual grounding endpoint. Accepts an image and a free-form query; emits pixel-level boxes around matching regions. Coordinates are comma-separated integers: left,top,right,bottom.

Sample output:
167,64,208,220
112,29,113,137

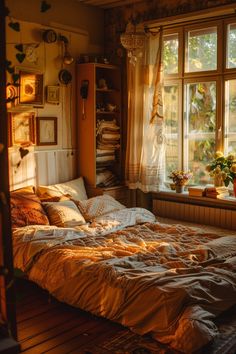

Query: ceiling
77,0,141,9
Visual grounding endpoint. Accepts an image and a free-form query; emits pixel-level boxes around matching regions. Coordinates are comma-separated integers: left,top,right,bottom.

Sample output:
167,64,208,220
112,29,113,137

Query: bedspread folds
12,207,236,353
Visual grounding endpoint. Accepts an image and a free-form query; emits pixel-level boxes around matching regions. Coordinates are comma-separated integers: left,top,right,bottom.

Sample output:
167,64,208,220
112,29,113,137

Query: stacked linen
96,169,120,187
96,149,115,164
96,119,120,152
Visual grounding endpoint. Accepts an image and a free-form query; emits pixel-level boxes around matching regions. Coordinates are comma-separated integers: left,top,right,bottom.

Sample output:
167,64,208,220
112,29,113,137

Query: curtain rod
144,10,236,34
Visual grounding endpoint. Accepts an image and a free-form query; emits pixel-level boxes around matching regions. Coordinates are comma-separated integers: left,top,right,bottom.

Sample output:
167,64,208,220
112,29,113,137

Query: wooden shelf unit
77,63,128,204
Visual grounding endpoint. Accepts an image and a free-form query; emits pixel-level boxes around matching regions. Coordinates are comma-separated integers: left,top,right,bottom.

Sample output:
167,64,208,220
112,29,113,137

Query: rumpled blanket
12,207,236,353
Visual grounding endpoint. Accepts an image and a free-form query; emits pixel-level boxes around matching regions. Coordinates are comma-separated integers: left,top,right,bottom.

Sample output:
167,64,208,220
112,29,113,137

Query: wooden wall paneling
231,210,236,230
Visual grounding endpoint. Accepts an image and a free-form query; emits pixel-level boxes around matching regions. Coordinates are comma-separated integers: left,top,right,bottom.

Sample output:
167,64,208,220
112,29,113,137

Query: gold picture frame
18,69,44,106
37,117,57,145
46,85,60,104
9,111,36,147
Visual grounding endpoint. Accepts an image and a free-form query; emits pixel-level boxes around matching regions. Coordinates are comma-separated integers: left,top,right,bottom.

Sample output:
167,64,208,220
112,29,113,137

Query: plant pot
175,185,184,193
214,174,224,187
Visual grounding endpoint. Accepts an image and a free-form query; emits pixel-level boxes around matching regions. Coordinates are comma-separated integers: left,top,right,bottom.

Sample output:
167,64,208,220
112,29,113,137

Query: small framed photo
18,68,44,106
46,85,60,104
37,117,57,145
9,111,36,146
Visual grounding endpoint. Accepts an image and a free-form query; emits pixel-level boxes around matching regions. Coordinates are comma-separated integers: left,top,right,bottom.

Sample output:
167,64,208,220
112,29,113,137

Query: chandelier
120,21,146,65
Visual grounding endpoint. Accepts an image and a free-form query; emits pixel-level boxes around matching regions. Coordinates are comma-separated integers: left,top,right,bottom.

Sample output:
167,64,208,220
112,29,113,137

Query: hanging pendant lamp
120,21,146,65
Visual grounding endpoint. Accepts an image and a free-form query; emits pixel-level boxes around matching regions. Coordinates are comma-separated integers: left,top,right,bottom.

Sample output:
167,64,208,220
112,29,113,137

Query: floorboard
15,279,236,354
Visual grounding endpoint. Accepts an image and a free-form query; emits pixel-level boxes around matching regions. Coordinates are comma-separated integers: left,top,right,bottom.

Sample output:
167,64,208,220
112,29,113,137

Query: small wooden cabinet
77,63,129,205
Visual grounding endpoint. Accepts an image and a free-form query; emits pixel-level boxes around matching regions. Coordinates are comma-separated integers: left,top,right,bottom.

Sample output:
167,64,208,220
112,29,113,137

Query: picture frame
18,68,44,106
8,111,36,147
46,85,60,104
37,117,57,145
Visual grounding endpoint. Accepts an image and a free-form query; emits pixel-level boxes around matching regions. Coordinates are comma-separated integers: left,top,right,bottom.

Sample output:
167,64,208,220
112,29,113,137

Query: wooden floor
15,279,236,354
15,279,159,354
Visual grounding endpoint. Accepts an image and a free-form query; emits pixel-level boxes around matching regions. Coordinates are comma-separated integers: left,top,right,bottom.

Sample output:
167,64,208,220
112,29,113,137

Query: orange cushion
10,186,49,228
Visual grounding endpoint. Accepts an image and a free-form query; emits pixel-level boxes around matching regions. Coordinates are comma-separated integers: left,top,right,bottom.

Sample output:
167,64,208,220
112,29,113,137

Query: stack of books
188,186,206,197
205,186,229,199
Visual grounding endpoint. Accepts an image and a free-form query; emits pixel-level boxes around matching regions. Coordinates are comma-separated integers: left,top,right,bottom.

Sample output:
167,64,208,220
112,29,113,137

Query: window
162,17,236,185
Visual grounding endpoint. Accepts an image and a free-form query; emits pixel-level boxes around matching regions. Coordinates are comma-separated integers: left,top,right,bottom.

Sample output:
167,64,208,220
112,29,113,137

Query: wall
105,0,236,63
6,0,104,190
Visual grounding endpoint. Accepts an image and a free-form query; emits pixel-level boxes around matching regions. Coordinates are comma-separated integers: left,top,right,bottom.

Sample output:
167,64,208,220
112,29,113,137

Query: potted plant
206,151,236,195
169,170,193,193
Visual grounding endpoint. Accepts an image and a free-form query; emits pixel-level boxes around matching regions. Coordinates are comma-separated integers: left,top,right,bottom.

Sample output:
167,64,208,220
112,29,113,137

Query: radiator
153,199,236,230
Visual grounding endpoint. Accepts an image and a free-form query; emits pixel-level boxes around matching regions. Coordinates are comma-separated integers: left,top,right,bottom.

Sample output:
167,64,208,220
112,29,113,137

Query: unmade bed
12,200,236,353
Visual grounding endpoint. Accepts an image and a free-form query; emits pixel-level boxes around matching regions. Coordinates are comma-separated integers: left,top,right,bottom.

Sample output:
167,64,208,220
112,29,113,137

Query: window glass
225,79,236,153
227,23,236,69
185,27,217,72
163,84,180,179
163,34,179,74
184,82,216,184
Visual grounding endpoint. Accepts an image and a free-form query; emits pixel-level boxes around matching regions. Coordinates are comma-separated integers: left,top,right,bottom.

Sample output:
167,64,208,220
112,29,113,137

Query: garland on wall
5,0,52,104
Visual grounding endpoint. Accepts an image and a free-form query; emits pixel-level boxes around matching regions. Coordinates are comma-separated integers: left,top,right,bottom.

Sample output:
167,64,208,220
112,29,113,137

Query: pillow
10,186,49,228
42,200,86,227
76,195,126,221
37,177,87,201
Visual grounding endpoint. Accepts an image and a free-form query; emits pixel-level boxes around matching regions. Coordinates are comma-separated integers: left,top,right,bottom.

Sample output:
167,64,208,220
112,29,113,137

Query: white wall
5,0,104,190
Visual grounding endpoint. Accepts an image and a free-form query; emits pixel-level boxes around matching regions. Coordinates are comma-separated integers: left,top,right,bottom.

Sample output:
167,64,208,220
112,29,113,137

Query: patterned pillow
76,195,126,221
10,186,49,228
42,200,86,227
37,177,88,201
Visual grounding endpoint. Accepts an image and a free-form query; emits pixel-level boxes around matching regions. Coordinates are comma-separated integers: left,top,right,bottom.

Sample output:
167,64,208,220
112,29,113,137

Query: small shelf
96,111,119,115
96,88,119,92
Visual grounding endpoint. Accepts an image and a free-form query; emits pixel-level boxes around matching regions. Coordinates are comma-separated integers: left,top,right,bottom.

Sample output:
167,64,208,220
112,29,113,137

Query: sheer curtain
125,29,166,192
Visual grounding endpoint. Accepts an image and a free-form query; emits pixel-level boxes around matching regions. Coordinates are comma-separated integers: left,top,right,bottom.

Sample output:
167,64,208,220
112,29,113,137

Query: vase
175,185,184,193
233,179,236,197
214,174,224,187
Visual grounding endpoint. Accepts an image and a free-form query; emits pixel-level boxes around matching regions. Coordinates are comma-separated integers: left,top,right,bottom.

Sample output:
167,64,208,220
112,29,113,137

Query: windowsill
152,189,236,210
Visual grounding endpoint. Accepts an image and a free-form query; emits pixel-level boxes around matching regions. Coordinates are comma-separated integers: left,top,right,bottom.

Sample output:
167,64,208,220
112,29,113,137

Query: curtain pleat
125,29,166,192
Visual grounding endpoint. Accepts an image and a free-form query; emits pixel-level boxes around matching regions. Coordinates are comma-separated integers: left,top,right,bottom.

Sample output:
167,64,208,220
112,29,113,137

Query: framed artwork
37,117,57,145
46,85,60,104
18,69,44,106
9,111,36,146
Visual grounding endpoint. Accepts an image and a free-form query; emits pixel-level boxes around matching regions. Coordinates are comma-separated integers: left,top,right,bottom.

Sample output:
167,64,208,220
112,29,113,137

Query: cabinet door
77,64,97,186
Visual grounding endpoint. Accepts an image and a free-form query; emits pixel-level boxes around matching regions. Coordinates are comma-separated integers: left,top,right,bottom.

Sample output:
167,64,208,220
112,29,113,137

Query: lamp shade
120,21,146,64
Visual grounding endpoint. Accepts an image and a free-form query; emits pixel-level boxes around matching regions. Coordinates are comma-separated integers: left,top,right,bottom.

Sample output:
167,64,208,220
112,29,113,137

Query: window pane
225,79,236,153
185,27,217,72
227,23,236,68
163,34,179,74
185,82,216,184
164,84,180,180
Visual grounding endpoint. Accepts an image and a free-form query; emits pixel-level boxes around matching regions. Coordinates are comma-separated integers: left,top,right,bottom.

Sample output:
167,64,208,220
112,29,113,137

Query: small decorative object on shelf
169,170,193,193
206,151,236,192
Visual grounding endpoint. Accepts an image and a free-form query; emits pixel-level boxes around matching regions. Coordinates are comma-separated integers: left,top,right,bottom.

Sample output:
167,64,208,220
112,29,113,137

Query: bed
11,179,236,353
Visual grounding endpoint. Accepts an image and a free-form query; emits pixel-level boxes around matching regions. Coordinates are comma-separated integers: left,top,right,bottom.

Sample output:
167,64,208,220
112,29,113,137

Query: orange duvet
12,208,236,353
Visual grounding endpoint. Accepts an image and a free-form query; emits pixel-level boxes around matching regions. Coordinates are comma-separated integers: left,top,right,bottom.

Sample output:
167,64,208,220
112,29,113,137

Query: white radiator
153,199,236,230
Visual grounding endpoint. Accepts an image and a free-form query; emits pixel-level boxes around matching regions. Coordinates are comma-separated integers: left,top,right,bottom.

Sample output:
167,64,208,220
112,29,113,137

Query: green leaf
16,52,26,63
15,44,24,52
8,21,20,32
41,0,51,12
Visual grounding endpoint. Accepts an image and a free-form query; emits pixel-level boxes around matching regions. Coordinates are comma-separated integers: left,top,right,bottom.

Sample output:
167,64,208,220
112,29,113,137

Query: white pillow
54,177,88,201
76,195,126,221
37,177,88,201
43,200,86,227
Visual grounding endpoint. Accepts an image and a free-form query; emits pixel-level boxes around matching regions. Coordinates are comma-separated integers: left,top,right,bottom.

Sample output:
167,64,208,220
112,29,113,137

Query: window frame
162,15,236,186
